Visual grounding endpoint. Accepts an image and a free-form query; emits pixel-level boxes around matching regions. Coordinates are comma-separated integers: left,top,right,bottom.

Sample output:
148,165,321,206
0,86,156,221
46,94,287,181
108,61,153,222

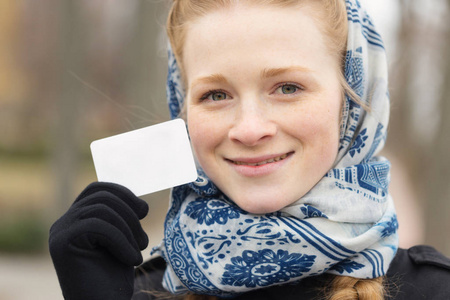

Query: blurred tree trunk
52,0,86,214
387,0,427,246
0,1,27,105
388,0,425,182
0,1,35,149
124,0,168,129
388,0,450,255
423,2,450,255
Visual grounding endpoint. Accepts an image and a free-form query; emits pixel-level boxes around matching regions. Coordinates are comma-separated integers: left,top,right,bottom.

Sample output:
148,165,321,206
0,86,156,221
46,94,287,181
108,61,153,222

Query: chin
230,193,292,215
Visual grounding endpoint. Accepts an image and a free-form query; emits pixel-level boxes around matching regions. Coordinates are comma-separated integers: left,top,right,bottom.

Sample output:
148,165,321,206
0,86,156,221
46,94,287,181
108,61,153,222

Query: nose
228,100,277,146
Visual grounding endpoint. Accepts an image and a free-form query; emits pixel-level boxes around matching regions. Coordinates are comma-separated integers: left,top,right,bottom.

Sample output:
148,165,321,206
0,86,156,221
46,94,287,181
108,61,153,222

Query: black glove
49,182,149,300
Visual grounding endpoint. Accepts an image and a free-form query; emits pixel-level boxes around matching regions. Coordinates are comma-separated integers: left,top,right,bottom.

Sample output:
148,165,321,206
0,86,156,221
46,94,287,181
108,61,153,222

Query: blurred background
0,0,449,299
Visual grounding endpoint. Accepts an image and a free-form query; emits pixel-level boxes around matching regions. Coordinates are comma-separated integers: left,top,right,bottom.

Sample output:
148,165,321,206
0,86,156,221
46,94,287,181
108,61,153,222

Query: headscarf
152,0,398,296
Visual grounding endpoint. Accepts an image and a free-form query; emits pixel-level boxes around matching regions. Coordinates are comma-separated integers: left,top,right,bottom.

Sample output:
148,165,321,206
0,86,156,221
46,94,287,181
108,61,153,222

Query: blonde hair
167,1,381,299
167,0,347,69
180,276,385,300
326,276,385,300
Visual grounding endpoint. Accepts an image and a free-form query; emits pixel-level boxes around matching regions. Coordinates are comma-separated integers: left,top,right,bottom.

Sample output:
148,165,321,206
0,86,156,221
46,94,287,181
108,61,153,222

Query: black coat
133,245,450,300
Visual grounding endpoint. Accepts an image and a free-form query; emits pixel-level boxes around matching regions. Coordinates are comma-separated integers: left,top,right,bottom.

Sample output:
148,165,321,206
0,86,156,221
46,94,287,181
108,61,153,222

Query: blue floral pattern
222,249,316,287
300,205,328,219
378,215,399,238
331,259,365,274
166,49,184,119
188,167,219,197
349,128,369,157
345,49,365,99
184,197,244,225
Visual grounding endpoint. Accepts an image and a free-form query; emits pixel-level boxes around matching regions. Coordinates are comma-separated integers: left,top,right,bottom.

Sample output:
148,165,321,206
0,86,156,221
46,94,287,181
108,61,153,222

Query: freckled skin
183,3,342,214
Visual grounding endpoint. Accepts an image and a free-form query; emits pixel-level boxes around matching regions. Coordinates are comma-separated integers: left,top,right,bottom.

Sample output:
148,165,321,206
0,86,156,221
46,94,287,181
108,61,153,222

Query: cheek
286,100,341,163
187,109,223,159
313,108,341,165
288,106,340,142
187,115,205,157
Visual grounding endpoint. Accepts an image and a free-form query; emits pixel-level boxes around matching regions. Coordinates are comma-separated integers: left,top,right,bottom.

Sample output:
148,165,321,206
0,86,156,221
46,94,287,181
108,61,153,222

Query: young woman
49,0,450,299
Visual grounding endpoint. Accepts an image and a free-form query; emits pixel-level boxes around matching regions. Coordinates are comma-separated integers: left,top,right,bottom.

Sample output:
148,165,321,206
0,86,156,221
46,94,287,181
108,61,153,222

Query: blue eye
277,84,299,95
201,90,229,101
210,91,227,101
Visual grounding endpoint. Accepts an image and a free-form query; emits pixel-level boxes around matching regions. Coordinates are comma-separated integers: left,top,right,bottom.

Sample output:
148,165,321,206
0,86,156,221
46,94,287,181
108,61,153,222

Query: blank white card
90,119,198,196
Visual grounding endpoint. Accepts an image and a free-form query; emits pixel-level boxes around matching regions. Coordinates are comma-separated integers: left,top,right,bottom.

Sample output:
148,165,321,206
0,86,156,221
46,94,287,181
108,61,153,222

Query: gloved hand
49,182,149,300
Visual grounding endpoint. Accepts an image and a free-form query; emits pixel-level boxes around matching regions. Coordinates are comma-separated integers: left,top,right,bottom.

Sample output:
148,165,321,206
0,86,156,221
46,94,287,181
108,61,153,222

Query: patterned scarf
152,0,398,297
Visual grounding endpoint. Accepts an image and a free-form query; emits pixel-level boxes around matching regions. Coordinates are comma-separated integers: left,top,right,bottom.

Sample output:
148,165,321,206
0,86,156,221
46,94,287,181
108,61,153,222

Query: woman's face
183,3,343,214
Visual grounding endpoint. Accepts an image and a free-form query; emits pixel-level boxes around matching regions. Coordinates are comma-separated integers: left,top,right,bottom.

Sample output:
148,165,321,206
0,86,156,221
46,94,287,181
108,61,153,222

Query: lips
230,153,289,166
227,152,293,166
225,152,293,177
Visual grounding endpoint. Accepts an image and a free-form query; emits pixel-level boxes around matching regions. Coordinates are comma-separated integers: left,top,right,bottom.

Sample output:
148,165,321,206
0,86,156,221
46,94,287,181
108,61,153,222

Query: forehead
182,2,336,85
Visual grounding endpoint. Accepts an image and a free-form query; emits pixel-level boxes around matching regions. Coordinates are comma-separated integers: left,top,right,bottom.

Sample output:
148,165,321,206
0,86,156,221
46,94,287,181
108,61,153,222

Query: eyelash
199,89,230,101
273,83,304,95
198,82,304,102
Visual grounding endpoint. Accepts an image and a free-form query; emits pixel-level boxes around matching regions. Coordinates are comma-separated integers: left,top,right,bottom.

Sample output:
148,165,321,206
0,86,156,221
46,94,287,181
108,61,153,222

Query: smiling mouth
230,153,291,166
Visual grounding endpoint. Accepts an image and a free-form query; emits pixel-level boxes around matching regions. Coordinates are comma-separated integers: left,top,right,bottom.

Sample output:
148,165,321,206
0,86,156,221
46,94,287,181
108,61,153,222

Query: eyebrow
261,66,313,79
190,66,313,89
190,74,229,88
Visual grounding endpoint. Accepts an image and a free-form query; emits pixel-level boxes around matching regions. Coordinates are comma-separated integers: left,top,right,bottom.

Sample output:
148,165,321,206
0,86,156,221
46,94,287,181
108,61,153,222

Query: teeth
234,154,288,166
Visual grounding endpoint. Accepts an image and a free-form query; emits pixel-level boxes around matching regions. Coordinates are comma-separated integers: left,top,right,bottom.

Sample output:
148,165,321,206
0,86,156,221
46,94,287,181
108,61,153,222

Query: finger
68,218,144,266
77,203,142,252
75,192,149,250
76,182,149,219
